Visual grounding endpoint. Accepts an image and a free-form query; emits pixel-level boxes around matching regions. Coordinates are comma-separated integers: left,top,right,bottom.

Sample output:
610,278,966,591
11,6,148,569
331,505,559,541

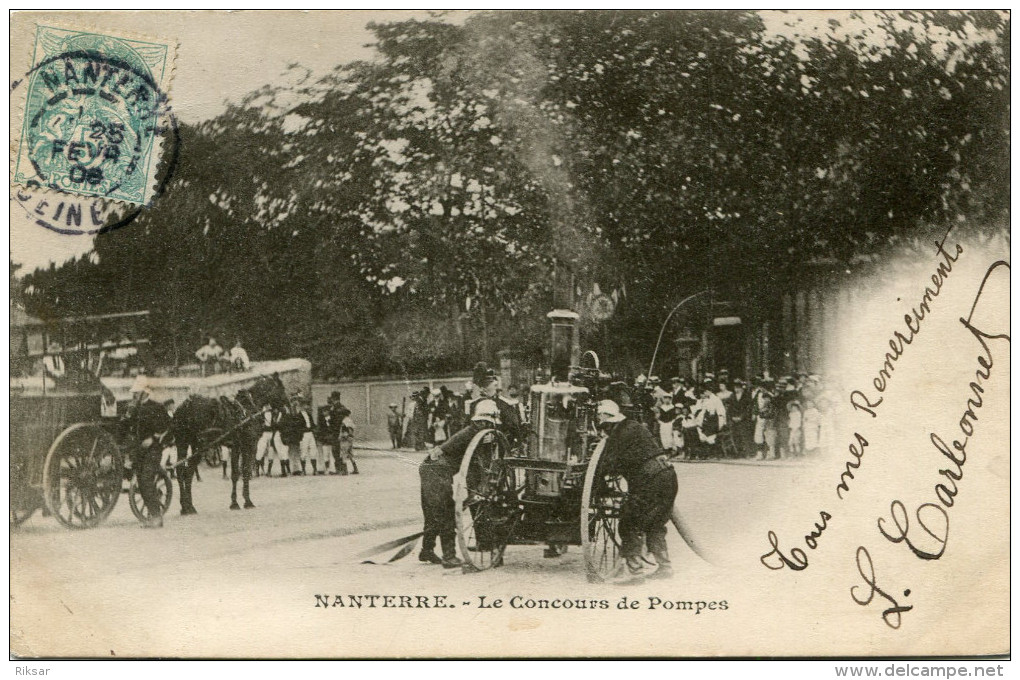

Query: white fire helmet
597,399,626,424
471,399,500,423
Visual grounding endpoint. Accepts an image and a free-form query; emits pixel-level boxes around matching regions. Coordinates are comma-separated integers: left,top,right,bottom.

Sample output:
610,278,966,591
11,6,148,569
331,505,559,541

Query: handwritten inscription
849,237,963,418
760,511,831,570
851,546,913,629
877,500,948,561
760,228,1009,631
876,260,1009,552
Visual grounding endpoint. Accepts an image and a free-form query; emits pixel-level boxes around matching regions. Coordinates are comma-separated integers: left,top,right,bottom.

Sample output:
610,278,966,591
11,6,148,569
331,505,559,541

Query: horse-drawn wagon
10,309,309,527
10,311,173,528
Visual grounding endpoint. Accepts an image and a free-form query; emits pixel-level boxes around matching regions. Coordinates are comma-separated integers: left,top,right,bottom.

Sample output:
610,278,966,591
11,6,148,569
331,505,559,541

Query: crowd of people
157,389,359,484
634,370,838,461
395,365,837,464
125,348,834,585
250,390,358,477
393,375,528,453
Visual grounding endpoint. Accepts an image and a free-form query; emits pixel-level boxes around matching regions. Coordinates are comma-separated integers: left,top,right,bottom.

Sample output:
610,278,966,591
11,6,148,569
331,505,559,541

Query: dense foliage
18,11,1009,378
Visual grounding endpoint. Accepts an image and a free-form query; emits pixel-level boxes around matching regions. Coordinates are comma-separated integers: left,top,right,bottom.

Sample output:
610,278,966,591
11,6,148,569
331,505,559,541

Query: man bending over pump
418,399,500,569
596,399,679,584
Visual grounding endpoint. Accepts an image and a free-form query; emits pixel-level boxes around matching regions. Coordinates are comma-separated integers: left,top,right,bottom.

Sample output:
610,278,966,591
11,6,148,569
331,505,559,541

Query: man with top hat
418,399,502,569
469,362,523,451
729,378,754,458
317,391,357,476
596,399,678,583
123,376,171,528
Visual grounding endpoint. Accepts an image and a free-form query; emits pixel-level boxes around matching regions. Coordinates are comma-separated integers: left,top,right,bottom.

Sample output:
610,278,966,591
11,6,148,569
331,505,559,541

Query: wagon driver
125,376,172,528
596,399,678,583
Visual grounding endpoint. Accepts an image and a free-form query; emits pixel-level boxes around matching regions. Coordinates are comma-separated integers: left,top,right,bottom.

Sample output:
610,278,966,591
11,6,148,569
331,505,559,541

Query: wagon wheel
581,439,629,583
129,467,174,521
453,429,520,572
42,423,125,530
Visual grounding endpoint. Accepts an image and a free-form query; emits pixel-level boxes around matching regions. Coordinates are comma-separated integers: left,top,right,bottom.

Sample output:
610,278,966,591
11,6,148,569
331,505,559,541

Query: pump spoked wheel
581,440,628,583
453,430,520,572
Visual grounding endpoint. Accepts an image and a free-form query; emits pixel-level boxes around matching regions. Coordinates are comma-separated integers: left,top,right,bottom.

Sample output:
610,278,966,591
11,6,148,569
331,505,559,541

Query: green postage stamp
12,25,176,206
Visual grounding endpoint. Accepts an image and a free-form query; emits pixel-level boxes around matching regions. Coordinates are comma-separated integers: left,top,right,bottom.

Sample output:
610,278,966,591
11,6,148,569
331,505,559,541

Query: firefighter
278,398,304,476
124,376,171,528
255,404,276,477
296,397,319,475
418,399,500,569
597,399,678,583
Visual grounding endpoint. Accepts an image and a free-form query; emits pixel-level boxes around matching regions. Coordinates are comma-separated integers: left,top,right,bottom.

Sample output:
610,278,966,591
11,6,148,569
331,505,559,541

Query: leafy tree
18,10,1008,377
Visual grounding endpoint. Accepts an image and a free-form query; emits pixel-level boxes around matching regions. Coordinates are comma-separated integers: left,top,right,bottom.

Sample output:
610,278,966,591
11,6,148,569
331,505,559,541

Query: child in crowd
802,399,822,456
787,399,803,457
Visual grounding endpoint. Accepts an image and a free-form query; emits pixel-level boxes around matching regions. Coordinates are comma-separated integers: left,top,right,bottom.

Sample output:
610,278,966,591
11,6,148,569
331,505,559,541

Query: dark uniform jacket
279,409,305,446
125,399,171,448
656,403,677,422
601,419,665,485
317,406,335,442
729,390,753,424
436,421,490,469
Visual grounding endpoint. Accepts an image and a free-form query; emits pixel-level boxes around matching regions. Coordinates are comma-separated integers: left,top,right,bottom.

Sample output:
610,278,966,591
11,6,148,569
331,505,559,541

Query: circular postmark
12,40,179,235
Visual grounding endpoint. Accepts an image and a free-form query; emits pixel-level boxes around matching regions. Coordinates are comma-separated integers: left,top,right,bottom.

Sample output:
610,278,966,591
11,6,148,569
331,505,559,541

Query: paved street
11,445,824,658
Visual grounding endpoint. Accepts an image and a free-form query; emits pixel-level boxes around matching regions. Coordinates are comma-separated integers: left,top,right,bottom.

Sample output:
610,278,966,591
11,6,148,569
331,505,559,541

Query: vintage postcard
9,10,1010,661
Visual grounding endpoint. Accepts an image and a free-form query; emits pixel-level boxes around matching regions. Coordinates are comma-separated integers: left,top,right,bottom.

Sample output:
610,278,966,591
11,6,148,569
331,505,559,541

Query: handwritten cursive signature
851,546,913,629
879,260,1009,560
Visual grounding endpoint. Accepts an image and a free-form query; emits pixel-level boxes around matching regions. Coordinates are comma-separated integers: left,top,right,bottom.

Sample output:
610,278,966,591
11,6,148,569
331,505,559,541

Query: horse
172,374,288,513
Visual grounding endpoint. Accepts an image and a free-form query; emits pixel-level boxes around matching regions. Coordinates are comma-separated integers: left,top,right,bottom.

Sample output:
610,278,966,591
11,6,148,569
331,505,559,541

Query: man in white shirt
297,397,320,475
695,379,728,456
226,339,250,372
195,337,224,374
